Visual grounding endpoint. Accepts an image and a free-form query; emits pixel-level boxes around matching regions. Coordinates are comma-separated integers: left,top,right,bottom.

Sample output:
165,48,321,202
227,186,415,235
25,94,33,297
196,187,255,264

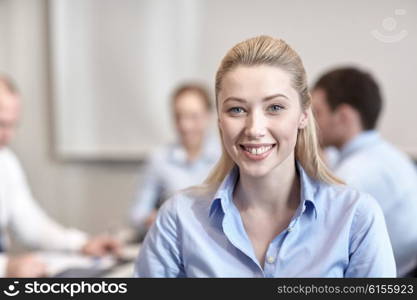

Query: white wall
49,0,417,160
0,0,416,234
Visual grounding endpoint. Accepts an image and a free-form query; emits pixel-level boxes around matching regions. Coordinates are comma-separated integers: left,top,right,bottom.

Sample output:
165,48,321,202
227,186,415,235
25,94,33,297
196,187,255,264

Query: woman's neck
234,157,300,213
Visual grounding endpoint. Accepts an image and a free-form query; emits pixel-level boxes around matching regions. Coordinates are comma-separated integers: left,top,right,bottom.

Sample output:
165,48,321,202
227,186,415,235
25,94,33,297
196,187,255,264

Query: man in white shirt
0,75,121,277
312,67,417,277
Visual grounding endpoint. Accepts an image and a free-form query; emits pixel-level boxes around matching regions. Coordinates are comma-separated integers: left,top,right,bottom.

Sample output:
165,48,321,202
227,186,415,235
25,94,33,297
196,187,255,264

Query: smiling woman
217,65,307,179
134,36,396,278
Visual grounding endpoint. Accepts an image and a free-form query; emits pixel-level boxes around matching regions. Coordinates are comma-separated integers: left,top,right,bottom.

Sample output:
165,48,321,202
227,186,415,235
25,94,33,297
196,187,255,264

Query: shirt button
266,256,276,264
287,226,294,232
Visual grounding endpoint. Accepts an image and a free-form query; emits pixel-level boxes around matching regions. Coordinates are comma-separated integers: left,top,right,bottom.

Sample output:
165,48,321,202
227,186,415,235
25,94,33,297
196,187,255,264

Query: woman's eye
228,107,245,114
268,104,284,113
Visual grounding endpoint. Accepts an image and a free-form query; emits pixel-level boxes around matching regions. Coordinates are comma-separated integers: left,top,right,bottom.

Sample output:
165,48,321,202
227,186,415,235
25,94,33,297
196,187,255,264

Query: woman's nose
245,111,266,139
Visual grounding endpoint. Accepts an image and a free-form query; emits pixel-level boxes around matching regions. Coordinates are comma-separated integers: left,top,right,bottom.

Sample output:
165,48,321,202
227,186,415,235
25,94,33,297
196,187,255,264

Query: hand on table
6,254,47,277
81,235,122,257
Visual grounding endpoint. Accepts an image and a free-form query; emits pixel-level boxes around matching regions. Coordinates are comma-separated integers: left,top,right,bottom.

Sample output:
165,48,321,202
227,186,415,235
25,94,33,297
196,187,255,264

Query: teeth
245,145,272,155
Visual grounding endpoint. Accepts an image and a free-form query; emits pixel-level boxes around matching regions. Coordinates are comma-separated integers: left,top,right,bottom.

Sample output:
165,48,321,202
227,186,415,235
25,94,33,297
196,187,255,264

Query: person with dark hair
130,83,220,237
312,66,417,277
0,75,122,277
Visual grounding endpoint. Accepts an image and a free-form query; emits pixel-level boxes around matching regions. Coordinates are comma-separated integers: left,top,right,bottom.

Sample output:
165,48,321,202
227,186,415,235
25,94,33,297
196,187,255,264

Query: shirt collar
297,161,319,219
338,130,380,162
209,165,239,217
208,162,318,219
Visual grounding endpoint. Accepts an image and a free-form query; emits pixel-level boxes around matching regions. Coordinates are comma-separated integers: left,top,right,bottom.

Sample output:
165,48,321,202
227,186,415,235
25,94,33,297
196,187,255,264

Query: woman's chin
238,164,271,178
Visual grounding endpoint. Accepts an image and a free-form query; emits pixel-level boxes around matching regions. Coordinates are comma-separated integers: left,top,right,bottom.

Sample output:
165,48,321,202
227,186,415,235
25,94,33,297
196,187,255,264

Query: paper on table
36,251,117,277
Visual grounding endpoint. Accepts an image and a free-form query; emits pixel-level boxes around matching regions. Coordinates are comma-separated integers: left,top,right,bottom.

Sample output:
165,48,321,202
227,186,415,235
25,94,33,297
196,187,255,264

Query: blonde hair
205,35,343,186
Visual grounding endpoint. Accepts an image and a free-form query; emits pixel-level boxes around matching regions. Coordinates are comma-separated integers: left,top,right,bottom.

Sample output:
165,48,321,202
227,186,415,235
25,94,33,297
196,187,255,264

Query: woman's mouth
239,143,276,161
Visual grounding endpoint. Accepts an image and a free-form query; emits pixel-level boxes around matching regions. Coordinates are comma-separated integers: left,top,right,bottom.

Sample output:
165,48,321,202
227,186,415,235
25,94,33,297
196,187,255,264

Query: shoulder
336,140,417,186
336,151,378,174
158,185,216,220
0,147,23,171
315,182,387,248
0,148,28,190
0,147,19,162
148,144,172,161
143,144,177,171
337,137,410,172
316,182,382,220
335,153,382,188
164,184,215,208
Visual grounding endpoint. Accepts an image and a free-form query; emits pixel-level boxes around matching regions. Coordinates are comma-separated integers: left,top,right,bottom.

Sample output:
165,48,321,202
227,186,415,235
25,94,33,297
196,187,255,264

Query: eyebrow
223,93,289,104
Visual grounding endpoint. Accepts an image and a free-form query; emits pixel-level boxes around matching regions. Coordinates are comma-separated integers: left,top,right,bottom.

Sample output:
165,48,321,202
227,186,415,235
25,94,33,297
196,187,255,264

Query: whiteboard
50,0,417,160
50,0,205,160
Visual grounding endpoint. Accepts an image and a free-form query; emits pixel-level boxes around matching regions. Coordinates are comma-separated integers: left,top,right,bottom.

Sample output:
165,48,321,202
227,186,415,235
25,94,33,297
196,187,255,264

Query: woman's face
174,91,211,151
218,65,308,178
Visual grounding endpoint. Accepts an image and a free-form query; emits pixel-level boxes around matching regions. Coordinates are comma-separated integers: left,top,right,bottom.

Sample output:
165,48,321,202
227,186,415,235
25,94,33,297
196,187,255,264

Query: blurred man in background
130,83,219,239
0,75,121,277
312,67,417,277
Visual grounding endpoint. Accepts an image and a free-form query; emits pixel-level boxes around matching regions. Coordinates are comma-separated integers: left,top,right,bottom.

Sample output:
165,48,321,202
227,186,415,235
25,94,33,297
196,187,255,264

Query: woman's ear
337,103,359,125
298,109,309,129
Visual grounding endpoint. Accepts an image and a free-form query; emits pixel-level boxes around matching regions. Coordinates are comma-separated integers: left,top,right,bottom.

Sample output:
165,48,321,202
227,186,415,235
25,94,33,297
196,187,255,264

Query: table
37,244,140,278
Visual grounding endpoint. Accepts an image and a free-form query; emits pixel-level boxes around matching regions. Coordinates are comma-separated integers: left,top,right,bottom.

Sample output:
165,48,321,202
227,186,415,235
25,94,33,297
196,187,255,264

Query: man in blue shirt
312,67,417,277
